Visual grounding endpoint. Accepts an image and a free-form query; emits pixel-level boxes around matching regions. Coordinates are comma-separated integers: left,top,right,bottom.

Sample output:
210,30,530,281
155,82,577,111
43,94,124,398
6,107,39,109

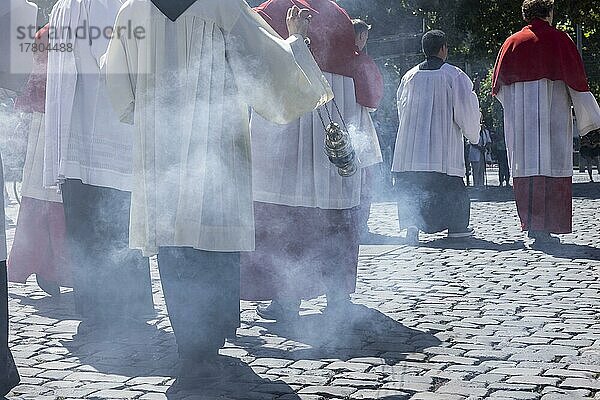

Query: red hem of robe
513,176,572,234
241,202,359,301
7,197,71,286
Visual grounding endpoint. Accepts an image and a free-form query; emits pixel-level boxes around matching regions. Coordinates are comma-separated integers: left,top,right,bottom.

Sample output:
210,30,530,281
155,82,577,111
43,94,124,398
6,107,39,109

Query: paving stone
349,389,411,399
559,377,600,390
489,367,542,376
506,375,560,386
470,373,505,383
544,369,596,379
298,386,358,397
382,376,432,392
489,391,539,400
330,379,381,389
250,358,294,369
139,394,168,400
92,389,145,399
436,381,488,397
410,393,465,400
64,372,130,382
326,361,372,373
429,355,479,365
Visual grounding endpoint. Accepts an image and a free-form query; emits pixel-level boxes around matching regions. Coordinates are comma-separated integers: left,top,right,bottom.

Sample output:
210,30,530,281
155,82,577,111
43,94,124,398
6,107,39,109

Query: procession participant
493,0,600,246
352,18,370,52
469,122,492,188
103,0,332,379
240,0,383,320
45,0,154,327
8,25,71,297
392,30,481,245
352,17,381,242
0,0,37,391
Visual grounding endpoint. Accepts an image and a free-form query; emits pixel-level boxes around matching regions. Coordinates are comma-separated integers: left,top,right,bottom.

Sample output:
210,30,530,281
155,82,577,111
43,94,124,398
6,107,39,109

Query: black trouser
396,171,471,233
498,153,510,184
0,262,19,395
61,179,154,322
158,247,240,360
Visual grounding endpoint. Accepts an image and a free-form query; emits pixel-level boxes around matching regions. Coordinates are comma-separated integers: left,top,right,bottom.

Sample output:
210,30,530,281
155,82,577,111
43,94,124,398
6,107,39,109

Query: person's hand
286,5,311,38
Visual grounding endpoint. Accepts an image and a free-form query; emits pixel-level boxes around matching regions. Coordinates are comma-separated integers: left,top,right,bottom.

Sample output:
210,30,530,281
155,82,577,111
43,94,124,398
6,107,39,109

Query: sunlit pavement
5,171,600,400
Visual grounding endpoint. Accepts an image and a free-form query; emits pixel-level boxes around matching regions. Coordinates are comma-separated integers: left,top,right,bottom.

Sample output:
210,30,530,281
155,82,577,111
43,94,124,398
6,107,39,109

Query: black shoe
528,231,561,247
323,294,353,315
176,354,223,387
35,275,61,296
256,300,300,321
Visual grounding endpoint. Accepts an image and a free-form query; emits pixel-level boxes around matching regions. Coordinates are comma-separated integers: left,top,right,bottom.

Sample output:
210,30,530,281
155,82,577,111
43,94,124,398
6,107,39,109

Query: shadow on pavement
532,242,600,261
10,290,75,321
10,292,178,377
360,233,406,245
573,182,600,200
463,182,600,203
419,238,526,251
165,356,299,399
239,304,440,364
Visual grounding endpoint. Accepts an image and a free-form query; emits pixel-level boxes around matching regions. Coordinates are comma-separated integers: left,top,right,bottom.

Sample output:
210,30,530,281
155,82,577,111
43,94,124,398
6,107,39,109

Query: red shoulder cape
492,19,589,96
255,0,383,109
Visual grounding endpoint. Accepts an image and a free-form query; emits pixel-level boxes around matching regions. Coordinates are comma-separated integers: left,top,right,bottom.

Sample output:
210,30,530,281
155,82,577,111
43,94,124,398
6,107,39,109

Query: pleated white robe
497,79,600,178
392,63,481,177
104,0,333,256
22,113,62,202
251,72,382,210
44,0,134,191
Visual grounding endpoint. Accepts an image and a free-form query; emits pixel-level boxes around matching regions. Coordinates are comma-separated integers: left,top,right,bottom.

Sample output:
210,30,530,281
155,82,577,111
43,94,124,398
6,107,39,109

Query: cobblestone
4,178,600,399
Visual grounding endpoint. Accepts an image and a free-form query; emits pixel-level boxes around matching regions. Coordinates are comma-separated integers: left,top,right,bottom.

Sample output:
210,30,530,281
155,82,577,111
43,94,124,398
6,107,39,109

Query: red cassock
492,19,592,234
255,0,384,109
8,25,72,290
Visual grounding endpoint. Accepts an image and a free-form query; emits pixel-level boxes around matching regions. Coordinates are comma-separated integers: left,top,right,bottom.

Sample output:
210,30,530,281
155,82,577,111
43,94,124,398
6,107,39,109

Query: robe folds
251,72,382,210
392,63,481,177
9,25,70,289
104,0,333,256
45,0,134,191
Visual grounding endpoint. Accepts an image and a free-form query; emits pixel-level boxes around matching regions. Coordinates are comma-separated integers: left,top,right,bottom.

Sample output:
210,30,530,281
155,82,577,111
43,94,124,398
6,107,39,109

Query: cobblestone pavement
4,172,600,400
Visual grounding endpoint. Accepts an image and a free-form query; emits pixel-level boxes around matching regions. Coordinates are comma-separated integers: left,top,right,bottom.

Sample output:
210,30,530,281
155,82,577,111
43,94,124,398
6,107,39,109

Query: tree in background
337,0,600,132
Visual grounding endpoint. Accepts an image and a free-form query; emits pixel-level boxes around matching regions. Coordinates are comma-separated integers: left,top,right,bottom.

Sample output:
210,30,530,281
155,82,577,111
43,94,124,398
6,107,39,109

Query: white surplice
392,63,481,177
103,0,333,256
44,0,134,191
21,112,62,203
497,79,600,178
251,72,382,210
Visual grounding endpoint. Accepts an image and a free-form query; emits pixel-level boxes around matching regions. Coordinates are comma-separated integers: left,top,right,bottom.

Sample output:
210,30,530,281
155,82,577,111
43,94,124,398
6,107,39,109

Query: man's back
392,63,480,178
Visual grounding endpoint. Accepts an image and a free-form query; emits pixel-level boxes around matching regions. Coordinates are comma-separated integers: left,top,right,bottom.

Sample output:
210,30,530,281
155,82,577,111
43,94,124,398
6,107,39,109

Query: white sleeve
103,6,137,124
569,88,600,136
453,71,481,143
226,5,333,125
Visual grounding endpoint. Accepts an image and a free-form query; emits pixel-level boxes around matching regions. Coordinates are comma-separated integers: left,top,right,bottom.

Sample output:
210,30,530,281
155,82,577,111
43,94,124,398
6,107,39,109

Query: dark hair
422,30,446,57
522,0,554,22
352,19,371,35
